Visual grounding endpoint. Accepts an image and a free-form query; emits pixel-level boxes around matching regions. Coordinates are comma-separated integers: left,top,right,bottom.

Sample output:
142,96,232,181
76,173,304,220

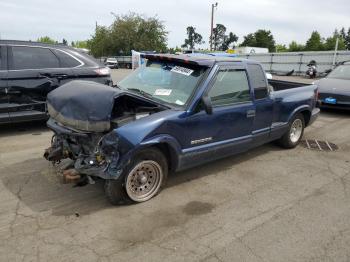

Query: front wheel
278,114,305,149
104,148,168,204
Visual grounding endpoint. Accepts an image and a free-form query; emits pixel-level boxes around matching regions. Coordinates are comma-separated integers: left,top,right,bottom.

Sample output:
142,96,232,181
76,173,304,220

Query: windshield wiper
126,88,153,99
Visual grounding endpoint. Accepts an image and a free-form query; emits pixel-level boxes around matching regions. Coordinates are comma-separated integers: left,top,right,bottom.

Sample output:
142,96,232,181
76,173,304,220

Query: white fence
237,51,350,75
113,51,350,75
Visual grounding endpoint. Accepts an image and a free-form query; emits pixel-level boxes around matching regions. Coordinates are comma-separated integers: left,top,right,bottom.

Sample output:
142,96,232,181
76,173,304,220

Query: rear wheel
104,148,168,204
278,113,305,148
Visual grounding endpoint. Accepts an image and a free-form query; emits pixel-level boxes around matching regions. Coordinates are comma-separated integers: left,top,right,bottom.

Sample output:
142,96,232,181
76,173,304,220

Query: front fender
114,134,182,177
139,134,182,172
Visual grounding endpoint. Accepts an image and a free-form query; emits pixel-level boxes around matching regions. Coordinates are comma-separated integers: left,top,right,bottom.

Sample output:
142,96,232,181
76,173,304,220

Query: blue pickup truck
44,54,320,204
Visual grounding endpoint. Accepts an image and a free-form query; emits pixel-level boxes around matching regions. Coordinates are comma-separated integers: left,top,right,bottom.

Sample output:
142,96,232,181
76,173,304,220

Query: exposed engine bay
44,81,166,182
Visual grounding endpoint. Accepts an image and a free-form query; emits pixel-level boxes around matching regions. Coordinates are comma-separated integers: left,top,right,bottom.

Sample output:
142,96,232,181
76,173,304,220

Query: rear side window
0,46,2,68
11,46,60,70
52,49,81,68
247,64,268,99
209,69,251,107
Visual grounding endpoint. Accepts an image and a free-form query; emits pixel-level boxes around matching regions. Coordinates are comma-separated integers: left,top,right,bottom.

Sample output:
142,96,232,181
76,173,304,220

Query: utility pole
210,2,218,51
332,37,339,68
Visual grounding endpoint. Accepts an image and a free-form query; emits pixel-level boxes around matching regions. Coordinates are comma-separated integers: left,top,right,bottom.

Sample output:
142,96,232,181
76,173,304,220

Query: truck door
7,45,73,122
181,65,255,168
247,64,274,145
0,45,10,124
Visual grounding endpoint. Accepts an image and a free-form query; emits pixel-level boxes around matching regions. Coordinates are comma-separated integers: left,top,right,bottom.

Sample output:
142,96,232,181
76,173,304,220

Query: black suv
0,40,112,124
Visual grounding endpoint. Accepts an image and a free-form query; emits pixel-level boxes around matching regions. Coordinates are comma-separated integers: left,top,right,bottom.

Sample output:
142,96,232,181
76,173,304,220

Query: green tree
210,24,238,51
340,27,346,40
62,38,68,45
275,44,288,52
71,40,89,49
110,13,167,55
221,32,238,51
37,36,56,44
288,41,305,52
211,24,227,50
346,28,350,50
182,26,204,49
324,29,346,50
89,13,168,57
212,24,226,50
240,30,276,52
167,46,182,54
305,31,324,51
88,25,112,57
240,33,256,46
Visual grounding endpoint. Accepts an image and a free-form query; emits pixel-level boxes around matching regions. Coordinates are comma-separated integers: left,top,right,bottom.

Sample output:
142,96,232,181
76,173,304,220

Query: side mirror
201,95,213,115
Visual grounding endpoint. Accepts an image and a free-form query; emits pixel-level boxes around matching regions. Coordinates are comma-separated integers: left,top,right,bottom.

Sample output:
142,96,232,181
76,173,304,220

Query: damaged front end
43,80,165,183
44,120,120,180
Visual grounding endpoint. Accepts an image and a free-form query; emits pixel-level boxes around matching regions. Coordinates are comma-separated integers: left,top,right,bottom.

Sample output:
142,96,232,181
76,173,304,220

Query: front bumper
44,118,123,180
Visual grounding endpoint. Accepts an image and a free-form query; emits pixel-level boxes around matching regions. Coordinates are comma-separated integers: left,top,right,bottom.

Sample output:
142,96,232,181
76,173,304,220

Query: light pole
210,2,218,51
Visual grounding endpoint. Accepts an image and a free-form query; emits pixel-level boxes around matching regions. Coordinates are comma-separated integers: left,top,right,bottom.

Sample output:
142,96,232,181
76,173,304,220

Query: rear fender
287,105,311,125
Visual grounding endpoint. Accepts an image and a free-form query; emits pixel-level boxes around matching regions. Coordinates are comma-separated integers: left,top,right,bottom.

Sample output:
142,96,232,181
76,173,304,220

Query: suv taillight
94,67,110,76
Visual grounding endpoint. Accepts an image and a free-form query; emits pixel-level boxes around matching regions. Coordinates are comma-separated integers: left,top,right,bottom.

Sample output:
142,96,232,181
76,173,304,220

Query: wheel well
152,143,177,173
300,110,311,126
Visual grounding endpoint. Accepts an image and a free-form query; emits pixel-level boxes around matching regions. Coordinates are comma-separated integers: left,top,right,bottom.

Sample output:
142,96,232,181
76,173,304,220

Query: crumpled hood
317,78,350,95
47,80,123,132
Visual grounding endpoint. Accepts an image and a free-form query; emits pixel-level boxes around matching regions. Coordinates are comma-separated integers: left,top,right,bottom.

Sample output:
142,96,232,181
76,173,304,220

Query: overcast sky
1,0,349,48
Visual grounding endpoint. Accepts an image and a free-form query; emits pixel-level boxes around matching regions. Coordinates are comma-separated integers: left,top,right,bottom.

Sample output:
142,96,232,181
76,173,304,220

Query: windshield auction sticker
154,89,172,96
171,66,194,76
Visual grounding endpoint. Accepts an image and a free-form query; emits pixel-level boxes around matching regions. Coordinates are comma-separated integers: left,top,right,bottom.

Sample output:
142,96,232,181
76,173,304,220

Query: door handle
246,109,256,118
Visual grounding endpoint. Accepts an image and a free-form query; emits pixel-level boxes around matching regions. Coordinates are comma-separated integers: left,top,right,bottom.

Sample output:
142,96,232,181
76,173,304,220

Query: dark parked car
0,40,112,124
316,62,350,110
44,54,319,204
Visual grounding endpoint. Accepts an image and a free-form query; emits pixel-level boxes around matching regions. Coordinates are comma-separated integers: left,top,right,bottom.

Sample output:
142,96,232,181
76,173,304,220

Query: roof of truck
141,53,253,67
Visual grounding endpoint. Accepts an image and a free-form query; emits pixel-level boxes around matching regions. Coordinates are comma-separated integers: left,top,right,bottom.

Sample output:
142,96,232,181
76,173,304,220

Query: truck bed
268,79,312,91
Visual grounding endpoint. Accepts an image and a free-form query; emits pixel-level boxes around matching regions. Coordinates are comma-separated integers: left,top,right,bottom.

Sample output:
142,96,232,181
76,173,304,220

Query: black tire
104,148,168,205
104,179,129,205
277,113,305,149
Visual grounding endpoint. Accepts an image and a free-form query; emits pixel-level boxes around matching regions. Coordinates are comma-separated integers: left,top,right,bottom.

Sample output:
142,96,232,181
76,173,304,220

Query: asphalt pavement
0,69,349,262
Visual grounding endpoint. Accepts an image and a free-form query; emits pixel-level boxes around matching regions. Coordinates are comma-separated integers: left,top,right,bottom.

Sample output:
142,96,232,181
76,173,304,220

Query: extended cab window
247,64,268,99
11,46,60,70
209,69,251,107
